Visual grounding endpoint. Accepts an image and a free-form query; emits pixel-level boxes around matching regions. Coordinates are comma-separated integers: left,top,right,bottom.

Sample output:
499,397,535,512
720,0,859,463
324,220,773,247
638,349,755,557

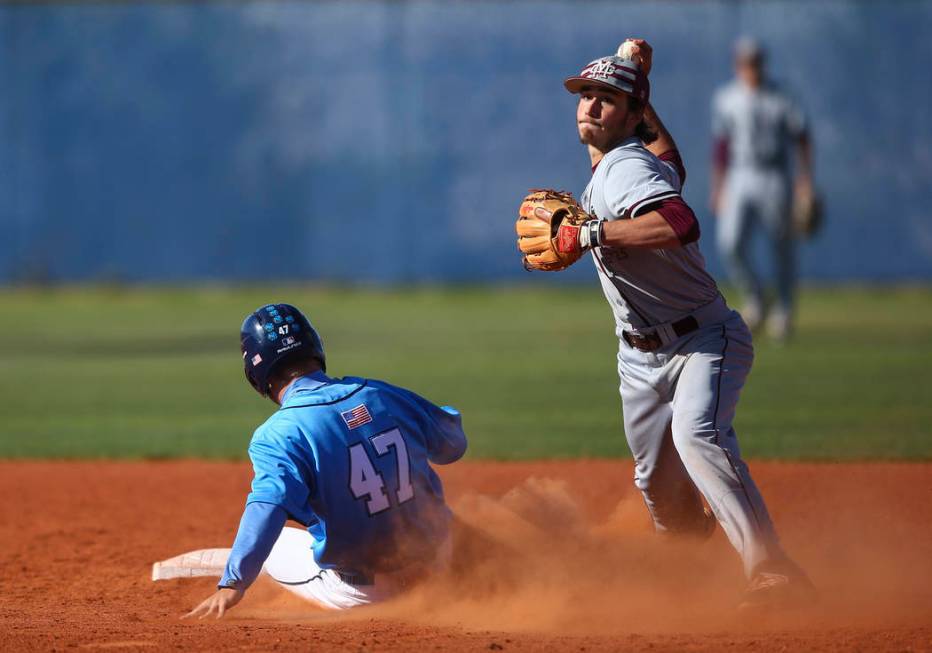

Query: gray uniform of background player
582,137,786,577
712,77,808,327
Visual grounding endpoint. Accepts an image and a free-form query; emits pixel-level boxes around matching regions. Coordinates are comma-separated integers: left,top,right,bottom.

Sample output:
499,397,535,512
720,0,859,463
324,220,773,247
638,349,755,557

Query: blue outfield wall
1,1,931,284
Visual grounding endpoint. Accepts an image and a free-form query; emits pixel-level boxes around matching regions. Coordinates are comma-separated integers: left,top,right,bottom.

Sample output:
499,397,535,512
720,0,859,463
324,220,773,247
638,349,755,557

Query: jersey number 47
348,428,414,516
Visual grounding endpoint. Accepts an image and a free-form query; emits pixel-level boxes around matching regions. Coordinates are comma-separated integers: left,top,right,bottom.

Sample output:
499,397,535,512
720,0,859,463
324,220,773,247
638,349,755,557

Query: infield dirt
1,460,929,652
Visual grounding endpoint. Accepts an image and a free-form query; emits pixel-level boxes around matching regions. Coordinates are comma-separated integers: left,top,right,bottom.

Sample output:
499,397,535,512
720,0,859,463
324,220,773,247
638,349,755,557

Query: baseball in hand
618,40,639,61
618,39,652,75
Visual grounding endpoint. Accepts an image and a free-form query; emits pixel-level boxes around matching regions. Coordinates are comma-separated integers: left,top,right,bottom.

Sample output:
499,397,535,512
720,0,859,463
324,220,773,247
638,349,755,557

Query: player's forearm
711,136,728,191
710,164,725,211
710,169,723,196
600,212,682,249
711,164,725,189
709,134,729,214
796,133,813,180
642,103,678,158
219,501,287,591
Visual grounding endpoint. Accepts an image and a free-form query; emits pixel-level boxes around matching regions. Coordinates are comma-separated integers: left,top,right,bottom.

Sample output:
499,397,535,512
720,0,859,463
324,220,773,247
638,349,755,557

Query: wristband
579,220,604,250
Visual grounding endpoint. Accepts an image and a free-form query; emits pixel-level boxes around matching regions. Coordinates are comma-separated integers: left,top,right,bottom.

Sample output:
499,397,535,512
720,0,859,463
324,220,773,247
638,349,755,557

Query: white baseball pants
262,527,382,609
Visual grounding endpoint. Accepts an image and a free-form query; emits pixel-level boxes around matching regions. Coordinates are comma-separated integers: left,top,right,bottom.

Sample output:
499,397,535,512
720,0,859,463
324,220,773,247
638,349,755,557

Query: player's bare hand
794,174,814,199
625,39,653,75
710,187,722,216
182,587,244,620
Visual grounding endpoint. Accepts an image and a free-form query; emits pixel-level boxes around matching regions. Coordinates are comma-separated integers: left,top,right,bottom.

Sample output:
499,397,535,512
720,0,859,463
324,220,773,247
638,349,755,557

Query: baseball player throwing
516,39,813,609
183,303,467,618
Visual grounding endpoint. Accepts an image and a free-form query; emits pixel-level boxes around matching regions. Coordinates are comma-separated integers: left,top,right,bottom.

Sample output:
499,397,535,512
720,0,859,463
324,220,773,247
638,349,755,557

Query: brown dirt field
0,460,930,652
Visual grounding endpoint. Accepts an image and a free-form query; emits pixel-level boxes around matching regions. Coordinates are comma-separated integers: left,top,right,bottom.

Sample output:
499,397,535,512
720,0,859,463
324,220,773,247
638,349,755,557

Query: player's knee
671,412,716,444
671,423,725,468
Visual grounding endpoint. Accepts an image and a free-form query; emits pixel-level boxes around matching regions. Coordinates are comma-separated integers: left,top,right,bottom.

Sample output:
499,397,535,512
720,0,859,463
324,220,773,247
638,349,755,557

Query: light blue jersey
243,371,466,576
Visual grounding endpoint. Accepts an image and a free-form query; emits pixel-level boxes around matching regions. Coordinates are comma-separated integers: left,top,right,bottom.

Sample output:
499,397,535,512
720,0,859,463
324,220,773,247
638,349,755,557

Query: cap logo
587,60,621,77
581,58,637,85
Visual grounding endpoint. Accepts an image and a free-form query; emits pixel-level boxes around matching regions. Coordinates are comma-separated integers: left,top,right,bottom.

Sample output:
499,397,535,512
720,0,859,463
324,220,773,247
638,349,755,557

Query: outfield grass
0,285,929,460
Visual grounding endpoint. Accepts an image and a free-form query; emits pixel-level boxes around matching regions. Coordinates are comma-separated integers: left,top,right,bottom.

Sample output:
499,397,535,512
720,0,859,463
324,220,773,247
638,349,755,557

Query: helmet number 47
348,428,415,516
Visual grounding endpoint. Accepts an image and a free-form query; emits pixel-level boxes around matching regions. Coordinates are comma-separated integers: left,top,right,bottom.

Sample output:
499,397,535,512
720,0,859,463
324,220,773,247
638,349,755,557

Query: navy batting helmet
240,304,326,398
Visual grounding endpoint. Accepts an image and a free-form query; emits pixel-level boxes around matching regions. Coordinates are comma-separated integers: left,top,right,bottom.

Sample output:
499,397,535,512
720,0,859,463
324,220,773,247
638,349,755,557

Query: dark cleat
738,568,818,612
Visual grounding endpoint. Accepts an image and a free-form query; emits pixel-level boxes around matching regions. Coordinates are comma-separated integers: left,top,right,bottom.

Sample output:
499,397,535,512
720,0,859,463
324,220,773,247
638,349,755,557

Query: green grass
0,285,929,460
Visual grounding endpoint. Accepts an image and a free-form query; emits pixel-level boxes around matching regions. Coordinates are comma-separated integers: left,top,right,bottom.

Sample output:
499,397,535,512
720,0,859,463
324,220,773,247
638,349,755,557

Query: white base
151,548,231,581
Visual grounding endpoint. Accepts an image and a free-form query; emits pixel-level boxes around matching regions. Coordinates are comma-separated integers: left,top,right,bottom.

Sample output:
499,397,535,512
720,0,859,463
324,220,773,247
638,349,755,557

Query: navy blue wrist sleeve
218,501,288,590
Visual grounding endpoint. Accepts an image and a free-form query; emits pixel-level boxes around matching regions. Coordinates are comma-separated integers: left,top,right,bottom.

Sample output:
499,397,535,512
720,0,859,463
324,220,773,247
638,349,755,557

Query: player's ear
628,95,644,118
628,96,647,130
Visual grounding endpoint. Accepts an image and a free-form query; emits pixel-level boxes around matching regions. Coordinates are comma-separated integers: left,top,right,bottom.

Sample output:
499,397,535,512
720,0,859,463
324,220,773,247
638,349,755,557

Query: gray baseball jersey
712,79,807,175
580,137,721,333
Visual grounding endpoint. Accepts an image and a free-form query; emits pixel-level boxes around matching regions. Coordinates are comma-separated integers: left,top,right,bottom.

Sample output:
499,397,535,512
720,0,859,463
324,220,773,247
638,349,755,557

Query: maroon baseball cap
564,47,650,103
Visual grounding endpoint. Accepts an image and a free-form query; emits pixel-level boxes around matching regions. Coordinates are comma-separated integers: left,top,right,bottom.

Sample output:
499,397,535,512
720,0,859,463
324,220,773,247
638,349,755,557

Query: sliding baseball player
174,303,466,617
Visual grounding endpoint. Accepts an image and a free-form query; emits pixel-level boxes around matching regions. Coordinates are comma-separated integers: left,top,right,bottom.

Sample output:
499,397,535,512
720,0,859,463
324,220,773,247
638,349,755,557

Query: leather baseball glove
516,189,594,271
792,184,824,239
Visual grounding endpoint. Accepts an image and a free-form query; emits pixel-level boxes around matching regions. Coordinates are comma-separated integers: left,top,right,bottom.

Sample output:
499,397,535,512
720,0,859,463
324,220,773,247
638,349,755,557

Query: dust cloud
240,468,932,636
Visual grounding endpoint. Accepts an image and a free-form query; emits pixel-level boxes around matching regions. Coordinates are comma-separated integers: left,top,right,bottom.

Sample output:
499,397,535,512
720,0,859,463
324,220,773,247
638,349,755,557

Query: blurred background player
710,37,815,340
184,303,467,618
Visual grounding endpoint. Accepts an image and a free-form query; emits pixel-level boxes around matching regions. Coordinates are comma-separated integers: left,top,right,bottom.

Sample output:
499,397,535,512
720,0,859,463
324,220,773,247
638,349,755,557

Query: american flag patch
251,354,263,366
341,404,372,429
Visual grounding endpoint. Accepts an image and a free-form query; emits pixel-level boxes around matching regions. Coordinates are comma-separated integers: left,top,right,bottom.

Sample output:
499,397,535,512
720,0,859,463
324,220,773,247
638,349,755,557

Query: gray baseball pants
617,309,785,577
717,169,795,316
